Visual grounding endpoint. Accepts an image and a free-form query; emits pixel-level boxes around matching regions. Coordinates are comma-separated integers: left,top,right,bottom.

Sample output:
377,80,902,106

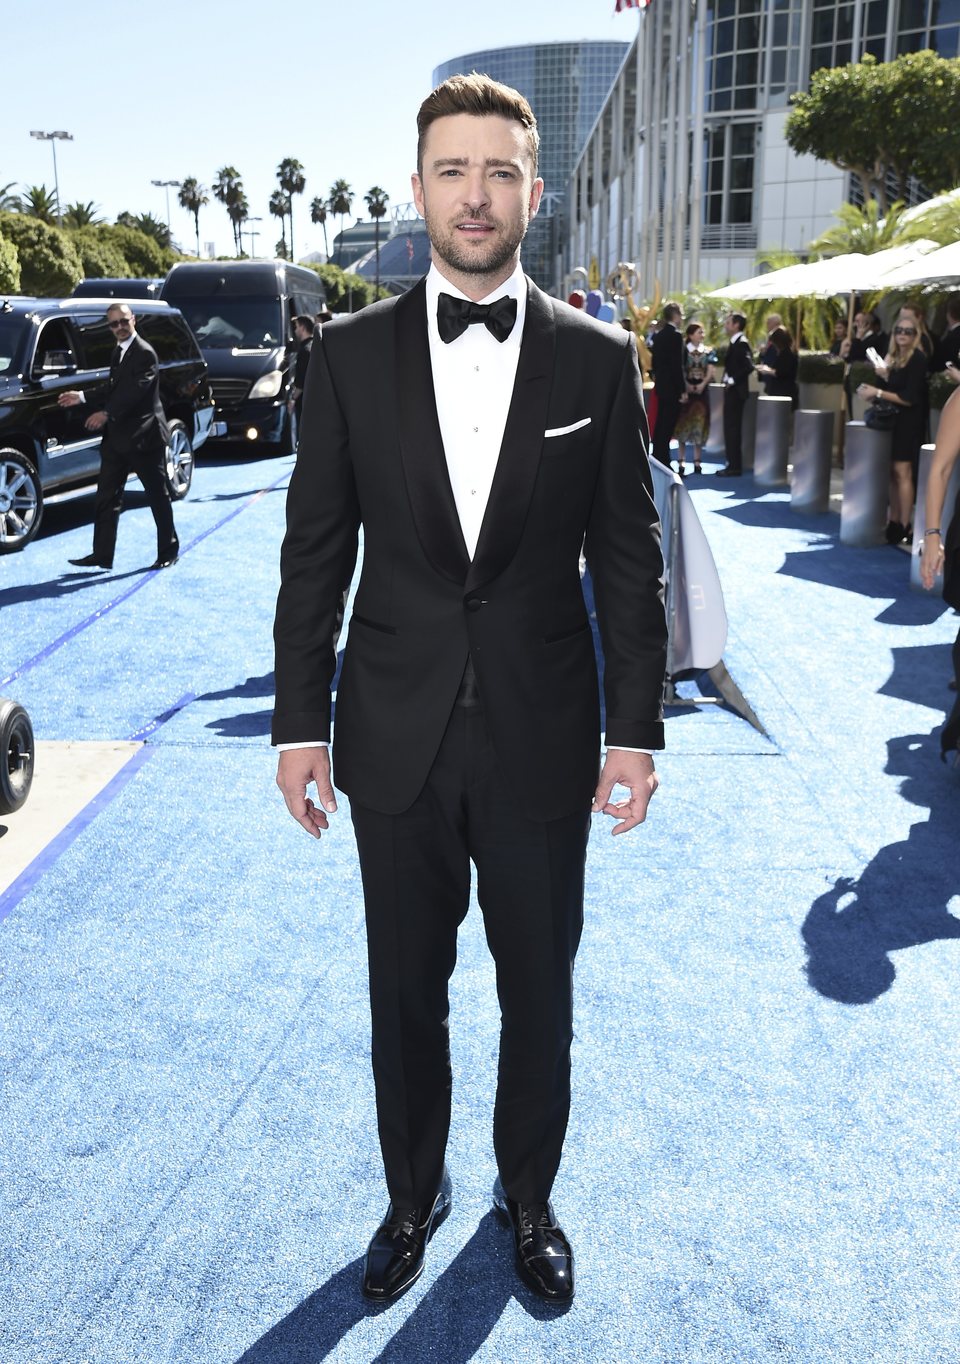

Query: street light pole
243,216,262,258
150,179,181,233
29,130,73,222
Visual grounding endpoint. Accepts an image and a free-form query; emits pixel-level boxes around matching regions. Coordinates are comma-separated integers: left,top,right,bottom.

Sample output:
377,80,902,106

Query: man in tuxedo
287,314,314,430
717,312,753,477
273,73,666,1306
60,303,178,570
651,301,685,471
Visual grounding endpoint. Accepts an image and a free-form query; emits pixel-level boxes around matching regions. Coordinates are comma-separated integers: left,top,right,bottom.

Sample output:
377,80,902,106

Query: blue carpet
1,456,958,1362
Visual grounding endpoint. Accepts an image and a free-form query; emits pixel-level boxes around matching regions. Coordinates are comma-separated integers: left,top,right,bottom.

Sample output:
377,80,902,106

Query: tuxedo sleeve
584,336,667,750
272,332,360,745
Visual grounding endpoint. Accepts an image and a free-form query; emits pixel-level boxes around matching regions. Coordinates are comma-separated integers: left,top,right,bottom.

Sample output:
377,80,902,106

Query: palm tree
227,192,249,258
364,186,390,298
807,199,909,258
1,182,22,211
213,166,244,254
310,195,330,260
20,184,58,224
329,179,353,266
277,158,306,262
62,201,103,229
133,212,172,249
269,189,289,259
178,177,209,257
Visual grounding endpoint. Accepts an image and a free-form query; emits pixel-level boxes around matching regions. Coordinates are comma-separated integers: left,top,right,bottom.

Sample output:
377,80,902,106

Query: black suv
0,297,221,554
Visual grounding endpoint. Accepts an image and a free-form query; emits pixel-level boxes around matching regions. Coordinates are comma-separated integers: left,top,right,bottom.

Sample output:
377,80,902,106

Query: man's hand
593,750,659,835
84,410,108,431
276,746,337,839
58,391,83,407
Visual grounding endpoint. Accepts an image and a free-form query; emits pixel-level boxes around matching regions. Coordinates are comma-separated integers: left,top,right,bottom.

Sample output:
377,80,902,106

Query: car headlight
248,370,284,400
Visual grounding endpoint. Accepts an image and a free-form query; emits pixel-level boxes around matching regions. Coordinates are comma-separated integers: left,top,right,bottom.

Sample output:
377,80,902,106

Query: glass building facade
432,42,629,289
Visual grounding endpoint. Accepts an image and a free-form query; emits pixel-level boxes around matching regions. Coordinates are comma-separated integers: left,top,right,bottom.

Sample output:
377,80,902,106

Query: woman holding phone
858,308,929,545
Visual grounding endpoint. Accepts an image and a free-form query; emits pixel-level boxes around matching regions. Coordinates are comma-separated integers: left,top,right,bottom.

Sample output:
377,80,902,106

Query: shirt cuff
605,746,654,755
275,741,329,750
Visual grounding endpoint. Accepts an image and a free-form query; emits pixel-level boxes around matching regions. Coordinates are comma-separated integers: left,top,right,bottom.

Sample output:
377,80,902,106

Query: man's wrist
276,740,329,751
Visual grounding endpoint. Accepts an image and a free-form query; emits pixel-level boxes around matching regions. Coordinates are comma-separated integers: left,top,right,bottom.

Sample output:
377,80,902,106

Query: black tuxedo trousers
352,689,590,1208
93,437,177,564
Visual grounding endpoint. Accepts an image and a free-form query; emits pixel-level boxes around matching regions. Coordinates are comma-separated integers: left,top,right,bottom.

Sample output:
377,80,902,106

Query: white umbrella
872,239,960,289
707,241,941,301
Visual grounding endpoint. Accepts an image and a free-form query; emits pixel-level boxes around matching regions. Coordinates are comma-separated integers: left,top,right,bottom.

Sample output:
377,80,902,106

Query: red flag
406,236,414,263
615,0,650,9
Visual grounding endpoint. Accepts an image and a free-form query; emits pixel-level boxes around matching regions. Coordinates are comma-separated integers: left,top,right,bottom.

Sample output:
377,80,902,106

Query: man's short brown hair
417,72,540,176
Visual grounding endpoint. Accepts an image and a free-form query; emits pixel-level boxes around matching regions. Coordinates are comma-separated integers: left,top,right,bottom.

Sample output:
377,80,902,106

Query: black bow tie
437,292,517,344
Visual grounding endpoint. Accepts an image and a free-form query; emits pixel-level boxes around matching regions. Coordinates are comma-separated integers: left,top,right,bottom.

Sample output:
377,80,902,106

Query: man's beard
425,209,527,277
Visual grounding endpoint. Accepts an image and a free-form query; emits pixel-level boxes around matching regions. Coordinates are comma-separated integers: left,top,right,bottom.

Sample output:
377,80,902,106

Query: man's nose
462,170,490,210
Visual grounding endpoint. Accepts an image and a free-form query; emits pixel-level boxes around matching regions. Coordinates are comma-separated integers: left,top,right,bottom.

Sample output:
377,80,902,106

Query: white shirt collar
118,332,137,355
425,260,526,345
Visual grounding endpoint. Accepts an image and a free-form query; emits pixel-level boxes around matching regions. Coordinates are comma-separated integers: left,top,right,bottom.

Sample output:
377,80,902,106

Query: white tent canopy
875,239,960,289
707,241,941,302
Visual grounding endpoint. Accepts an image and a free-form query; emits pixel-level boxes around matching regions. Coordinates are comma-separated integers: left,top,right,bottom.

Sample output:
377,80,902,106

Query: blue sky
7,0,638,259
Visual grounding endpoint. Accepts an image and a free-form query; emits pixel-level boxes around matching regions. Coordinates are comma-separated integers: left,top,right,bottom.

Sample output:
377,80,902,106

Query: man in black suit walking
60,303,178,570
273,74,666,1306
717,311,753,477
651,301,685,472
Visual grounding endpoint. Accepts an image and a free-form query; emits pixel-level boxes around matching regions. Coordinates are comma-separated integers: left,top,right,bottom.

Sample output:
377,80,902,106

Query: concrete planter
798,381,844,457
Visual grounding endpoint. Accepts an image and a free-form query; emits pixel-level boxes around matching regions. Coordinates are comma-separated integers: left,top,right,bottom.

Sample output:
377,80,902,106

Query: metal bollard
791,409,834,513
840,421,892,546
704,383,725,457
910,443,960,590
754,396,792,487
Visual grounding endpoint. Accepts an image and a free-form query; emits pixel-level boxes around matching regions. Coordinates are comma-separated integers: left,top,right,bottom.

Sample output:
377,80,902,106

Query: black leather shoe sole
360,1178,452,1303
148,557,179,570
68,556,112,569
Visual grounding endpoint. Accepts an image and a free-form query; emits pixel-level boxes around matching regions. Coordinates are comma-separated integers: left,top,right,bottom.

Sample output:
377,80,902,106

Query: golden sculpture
606,262,662,381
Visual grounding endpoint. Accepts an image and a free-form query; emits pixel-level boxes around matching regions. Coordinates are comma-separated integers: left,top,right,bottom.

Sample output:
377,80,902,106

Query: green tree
364,186,389,298
787,51,960,210
227,191,249,258
19,184,59,224
269,188,289,259
301,260,382,311
310,195,330,260
0,183,20,212
0,227,21,293
213,166,244,255
70,226,132,279
807,199,910,257
0,213,82,294
328,179,353,265
62,201,103,230
277,158,306,261
100,223,171,275
178,177,208,257
116,211,172,250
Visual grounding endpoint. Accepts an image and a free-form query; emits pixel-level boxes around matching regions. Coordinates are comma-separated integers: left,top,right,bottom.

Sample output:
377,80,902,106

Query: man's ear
528,177,545,221
411,172,425,218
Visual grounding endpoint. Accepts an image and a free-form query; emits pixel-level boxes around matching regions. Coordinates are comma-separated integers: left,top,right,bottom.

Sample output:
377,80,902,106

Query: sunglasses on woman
893,325,917,336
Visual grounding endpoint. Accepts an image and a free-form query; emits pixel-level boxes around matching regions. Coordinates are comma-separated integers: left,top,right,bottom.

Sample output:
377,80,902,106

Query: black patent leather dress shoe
361,1168,452,1302
68,554,112,569
714,466,742,478
148,555,178,570
493,1175,574,1303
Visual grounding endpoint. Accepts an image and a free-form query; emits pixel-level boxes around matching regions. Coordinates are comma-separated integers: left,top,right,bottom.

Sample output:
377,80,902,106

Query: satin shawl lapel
466,280,556,593
395,279,470,584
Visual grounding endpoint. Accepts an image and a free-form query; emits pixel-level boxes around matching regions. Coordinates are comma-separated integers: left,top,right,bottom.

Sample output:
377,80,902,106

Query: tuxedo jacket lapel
466,280,555,593
395,279,470,584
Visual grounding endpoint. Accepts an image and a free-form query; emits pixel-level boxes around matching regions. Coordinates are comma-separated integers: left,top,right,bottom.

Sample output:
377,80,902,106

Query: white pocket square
544,418,592,438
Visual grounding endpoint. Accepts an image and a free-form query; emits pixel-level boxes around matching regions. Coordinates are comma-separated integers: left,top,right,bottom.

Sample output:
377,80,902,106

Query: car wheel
0,448,43,554
0,698,34,816
164,420,194,500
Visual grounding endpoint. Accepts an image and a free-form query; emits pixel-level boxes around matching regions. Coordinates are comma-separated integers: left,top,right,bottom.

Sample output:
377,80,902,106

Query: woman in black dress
920,384,960,763
756,326,799,408
858,310,929,545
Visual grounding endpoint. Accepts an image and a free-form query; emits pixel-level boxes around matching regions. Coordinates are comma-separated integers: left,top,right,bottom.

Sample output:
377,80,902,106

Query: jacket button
465,597,483,612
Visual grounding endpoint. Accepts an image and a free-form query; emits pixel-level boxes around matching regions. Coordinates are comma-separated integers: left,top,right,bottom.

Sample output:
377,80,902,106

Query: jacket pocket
544,620,590,644
351,613,397,635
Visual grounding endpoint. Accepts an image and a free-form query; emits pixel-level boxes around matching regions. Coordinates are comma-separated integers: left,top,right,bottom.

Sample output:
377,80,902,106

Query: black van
73,278,165,299
0,297,218,554
160,260,326,453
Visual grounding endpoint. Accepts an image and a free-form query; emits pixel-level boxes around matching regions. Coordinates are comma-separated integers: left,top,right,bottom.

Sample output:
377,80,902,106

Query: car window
32,319,76,376
0,316,27,375
72,314,116,370
137,312,198,362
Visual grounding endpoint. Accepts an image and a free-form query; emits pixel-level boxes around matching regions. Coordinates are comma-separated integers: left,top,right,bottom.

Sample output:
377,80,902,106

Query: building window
707,0,763,111
809,0,856,75
702,123,759,228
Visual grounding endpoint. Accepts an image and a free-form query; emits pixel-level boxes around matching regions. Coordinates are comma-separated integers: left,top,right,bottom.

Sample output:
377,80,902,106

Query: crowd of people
646,295,960,549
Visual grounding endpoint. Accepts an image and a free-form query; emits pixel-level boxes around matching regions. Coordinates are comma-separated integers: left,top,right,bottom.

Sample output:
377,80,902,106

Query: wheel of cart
0,698,34,815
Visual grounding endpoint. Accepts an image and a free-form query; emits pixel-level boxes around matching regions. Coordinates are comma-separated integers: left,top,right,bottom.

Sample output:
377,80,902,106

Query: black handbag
864,397,898,430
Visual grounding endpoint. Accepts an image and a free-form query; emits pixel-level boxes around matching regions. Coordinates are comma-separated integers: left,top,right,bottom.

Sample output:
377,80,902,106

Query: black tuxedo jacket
103,333,170,456
652,323,684,400
723,334,754,389
272,276,667,820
